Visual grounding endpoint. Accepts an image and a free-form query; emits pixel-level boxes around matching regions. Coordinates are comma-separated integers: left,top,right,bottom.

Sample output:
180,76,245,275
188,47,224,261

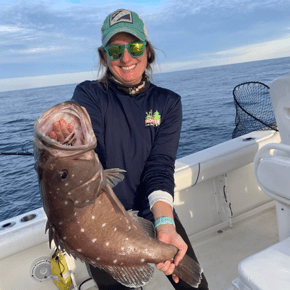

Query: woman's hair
97,40,156,85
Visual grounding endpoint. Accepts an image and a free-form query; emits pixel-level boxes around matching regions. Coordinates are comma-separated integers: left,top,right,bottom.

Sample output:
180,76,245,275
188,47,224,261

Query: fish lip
34,101,97,155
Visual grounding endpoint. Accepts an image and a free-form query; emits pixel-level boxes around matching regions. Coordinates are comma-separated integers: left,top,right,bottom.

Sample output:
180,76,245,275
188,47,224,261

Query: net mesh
232,81,278,139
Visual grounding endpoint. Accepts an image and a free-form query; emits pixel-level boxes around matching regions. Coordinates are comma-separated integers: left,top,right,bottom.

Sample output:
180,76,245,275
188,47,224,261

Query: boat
1,75,290,290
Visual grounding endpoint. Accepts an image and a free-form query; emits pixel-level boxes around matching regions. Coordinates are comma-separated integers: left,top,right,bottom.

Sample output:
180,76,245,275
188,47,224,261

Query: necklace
109,74,148,96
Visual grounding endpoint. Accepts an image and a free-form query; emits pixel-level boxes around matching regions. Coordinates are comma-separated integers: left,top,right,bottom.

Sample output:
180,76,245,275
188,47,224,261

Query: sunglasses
104,41,147,61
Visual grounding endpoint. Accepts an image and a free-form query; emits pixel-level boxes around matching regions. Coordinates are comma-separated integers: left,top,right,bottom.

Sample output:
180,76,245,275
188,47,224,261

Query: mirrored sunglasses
104,41,147,61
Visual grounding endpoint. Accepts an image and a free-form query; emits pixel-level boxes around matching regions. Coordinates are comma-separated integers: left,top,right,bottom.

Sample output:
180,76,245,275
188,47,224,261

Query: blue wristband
154,217,175,228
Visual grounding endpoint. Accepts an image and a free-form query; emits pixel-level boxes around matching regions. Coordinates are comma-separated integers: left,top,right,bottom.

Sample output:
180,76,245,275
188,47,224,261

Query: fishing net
232,81,278,139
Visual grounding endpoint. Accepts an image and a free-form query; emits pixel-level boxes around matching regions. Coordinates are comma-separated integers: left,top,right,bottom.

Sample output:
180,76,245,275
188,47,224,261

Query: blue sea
1,57,289,223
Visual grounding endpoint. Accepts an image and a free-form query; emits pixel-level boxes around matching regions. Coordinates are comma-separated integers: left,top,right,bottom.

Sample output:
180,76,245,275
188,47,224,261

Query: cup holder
0,221,16,231
21,214,37,222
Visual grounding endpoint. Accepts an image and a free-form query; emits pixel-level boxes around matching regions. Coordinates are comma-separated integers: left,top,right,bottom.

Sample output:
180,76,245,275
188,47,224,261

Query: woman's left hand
156,223,188,283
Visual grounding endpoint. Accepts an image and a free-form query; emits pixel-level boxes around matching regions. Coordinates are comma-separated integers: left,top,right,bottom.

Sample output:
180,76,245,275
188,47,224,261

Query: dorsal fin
127,210,156,239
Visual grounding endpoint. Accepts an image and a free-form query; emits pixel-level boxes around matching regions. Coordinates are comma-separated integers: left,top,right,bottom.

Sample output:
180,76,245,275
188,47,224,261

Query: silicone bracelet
154,216,175,228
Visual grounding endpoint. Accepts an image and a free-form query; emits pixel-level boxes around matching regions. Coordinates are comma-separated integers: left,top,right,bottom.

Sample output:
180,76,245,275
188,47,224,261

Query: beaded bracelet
154,216,175,228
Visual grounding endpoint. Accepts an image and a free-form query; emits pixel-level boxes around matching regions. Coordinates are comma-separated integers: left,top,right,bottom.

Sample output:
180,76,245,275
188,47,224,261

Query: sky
0,0,290,91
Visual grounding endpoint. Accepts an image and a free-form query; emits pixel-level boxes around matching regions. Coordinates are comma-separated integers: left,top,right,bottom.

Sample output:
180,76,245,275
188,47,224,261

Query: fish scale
34,101,203,288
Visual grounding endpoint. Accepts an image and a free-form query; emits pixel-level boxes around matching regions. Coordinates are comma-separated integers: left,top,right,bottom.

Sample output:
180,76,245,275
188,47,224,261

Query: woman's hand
48,118,73,142
156,223,188,283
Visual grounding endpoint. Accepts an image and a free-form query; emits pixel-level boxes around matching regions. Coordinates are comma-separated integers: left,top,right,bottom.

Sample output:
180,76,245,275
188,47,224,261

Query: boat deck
143,206,279,290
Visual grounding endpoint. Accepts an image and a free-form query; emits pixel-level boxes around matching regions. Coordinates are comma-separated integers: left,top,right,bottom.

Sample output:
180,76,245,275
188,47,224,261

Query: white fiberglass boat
1,75,290,290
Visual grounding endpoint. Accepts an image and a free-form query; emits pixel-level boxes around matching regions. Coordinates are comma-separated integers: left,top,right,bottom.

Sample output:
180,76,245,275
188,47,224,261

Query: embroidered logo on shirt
145,109,161,127
110,9,133,26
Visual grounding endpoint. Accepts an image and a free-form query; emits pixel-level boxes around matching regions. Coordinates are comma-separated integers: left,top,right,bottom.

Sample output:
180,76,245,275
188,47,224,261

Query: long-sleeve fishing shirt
71,80,182,222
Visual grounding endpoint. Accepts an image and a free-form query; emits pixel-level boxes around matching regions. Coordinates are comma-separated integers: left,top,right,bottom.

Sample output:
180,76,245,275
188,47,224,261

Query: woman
51,9,208,290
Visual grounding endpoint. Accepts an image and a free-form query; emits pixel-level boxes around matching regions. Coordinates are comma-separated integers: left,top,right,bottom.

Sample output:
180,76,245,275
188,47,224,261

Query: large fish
34,101,202,288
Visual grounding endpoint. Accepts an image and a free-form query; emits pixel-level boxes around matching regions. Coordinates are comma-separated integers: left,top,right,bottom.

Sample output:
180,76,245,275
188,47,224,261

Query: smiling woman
47,8,209,290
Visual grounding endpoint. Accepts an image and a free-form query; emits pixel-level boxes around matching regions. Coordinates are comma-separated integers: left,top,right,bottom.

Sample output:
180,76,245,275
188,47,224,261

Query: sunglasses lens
129,42,146,57
107,45,124,60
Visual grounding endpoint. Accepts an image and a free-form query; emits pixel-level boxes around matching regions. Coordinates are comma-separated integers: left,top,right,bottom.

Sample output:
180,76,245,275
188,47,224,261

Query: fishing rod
0,152,33,156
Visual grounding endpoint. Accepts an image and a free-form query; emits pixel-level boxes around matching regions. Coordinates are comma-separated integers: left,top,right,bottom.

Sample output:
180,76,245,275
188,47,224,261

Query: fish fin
173,254,203,288
104,168,126,188
100,264,154,288
127,210,156,239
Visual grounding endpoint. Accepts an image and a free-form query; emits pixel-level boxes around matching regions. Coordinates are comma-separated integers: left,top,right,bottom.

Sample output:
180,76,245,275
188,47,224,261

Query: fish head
34,101,100,220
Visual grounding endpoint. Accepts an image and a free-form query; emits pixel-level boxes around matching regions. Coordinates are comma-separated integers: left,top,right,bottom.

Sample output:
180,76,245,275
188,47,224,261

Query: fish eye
60,171,68,179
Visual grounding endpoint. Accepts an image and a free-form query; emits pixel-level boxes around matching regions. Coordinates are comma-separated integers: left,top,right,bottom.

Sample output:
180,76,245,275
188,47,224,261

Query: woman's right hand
48,118,73,142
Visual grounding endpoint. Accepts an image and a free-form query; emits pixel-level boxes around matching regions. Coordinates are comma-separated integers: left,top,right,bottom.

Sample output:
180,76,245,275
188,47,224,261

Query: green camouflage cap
101,9,148,46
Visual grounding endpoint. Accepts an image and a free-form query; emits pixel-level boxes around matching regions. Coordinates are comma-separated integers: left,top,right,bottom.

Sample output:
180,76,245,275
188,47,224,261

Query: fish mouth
34,101,96,154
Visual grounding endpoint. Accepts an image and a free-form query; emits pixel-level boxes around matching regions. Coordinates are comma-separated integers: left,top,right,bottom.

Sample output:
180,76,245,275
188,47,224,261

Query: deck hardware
242,137,256,142
29,257,51,282
21,214,37,222
0,221,16,230
212,174,233,228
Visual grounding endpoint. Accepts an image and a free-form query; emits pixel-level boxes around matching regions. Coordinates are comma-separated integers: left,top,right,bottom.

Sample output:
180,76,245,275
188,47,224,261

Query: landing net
232,81,278,139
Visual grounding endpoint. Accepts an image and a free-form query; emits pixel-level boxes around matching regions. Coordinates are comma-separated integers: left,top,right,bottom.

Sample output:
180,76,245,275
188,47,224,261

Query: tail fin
173,254,203,288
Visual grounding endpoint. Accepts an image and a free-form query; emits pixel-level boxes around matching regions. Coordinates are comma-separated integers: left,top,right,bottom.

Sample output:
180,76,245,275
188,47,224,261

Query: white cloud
9,46,66,55
158,34,290,72
0,25,23,33
214,35,290,63
0,71,99,92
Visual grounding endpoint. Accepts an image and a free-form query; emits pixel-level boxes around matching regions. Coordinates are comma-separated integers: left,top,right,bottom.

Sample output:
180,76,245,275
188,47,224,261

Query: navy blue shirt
71,80,182,221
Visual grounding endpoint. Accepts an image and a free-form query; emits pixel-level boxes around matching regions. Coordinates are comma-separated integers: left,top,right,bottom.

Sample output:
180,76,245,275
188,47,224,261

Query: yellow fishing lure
51,250,72,290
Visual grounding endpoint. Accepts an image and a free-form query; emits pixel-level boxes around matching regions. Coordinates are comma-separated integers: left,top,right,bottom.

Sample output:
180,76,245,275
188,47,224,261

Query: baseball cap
101,9,148,46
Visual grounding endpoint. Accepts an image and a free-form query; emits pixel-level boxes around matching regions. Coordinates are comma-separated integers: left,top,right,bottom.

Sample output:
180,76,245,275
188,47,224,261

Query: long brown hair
97,40,156,86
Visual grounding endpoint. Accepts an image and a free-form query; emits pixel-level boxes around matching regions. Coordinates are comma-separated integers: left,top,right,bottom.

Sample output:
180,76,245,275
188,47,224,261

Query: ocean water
0,57,289,222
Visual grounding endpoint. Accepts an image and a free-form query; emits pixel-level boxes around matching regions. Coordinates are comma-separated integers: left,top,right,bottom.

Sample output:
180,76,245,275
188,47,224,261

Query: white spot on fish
125,238,128,241
114,227,117,231
102,223,106,227
63,236,67,240
49,191,52,194
98,201,102,204
57,188,60,191
121,247,124,250
81,228,85,232
72,174,75,177
86,199,90,203
97,257,100,261
113,260,117,264
59,222,63,225
64,201,68,205
141,259,145,263
68,192,71,195
77,249,82,252
65,183,68,186
92,216,95,219
86,186,90,192
77,221,80,224
106,242,109,246
120,263,123,266
75,200,79,204
80,180,83,183
92,239,97,243
128,226,131,230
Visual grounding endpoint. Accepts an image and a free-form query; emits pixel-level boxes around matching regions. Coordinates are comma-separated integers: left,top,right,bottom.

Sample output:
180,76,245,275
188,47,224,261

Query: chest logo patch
145,109,161,127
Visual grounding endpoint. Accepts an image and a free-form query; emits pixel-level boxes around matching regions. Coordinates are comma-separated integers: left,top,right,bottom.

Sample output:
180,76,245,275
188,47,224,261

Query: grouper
33,101,202,288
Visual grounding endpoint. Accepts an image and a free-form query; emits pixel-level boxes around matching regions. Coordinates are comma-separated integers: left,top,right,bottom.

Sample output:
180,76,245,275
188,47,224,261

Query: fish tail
173,254,203,288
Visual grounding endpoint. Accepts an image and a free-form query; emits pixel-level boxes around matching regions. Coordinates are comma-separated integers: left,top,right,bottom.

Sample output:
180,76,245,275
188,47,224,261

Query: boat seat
237,236,290,290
